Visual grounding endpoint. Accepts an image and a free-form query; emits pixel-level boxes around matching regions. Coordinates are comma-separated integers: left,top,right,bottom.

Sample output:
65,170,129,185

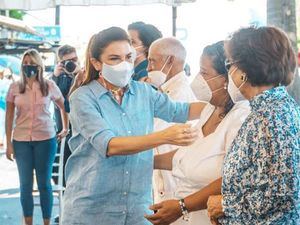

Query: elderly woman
207,26,300,224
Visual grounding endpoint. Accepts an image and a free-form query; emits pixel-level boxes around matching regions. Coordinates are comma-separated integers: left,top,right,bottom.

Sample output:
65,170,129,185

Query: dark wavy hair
128,21,162,57
202,41,234,116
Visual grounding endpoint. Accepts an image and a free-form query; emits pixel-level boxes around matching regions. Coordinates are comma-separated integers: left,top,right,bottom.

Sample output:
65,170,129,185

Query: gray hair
150,37,187,62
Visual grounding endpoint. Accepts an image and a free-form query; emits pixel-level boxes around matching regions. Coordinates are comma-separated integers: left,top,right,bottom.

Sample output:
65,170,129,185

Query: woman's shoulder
8,81,20,91
69,85,92,101
228,101,251,118
221,101,251,129
231,100,250,112
45,78,58,89
129,79,154,93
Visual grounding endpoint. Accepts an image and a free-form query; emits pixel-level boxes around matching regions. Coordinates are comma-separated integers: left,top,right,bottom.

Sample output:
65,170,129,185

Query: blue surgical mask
102,61,134,87
23,65,38,78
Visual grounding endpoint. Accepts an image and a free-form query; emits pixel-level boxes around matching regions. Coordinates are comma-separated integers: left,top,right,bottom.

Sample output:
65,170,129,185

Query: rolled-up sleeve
6,83,16,103
150,86,189,123
49,80,64,101
70,93,116,157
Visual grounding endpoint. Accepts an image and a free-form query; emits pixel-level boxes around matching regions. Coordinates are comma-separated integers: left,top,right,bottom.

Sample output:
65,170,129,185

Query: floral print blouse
221,86,300,224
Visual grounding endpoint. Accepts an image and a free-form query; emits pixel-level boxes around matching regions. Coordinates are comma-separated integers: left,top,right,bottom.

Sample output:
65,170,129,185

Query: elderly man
146,37,197,203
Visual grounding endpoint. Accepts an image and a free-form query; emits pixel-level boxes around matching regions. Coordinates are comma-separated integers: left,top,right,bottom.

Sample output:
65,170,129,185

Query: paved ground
0,148,59,225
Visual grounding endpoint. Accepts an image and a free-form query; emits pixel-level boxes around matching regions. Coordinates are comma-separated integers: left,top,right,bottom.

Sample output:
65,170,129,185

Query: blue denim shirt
62,80,189,225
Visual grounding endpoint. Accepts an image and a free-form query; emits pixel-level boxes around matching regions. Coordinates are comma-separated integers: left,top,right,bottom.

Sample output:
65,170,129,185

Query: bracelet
179,199,189,221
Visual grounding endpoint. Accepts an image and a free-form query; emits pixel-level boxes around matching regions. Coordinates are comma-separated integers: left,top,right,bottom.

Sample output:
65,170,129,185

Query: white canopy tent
0,0,195,9
0,0,196,36
0,15,40,35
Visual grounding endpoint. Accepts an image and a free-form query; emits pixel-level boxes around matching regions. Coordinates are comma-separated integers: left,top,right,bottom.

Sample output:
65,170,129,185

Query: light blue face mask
102,61,134,88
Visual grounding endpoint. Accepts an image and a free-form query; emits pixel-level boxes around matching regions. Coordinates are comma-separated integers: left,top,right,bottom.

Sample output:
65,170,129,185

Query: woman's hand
57,129,69,142
161,124,198,146
207,195,224,223
144,200,182,225
6,143,14,161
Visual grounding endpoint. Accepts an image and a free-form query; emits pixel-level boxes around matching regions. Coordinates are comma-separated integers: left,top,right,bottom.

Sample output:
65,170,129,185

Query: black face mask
23,65,38,78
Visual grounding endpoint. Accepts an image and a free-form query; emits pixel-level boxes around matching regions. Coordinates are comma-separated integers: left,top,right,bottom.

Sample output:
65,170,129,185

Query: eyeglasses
225,59,239,71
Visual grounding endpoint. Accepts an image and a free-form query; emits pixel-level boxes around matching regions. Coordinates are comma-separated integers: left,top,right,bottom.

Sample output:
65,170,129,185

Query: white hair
151,37,187,62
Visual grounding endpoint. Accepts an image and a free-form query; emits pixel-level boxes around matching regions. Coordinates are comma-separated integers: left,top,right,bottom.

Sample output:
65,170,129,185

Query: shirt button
128,131,131,134
122,113,126,116
122,211,126,214
123,192,127,196
125,171,129,175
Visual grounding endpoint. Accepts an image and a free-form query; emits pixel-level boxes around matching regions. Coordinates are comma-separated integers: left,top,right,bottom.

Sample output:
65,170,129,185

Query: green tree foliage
9,10,25,20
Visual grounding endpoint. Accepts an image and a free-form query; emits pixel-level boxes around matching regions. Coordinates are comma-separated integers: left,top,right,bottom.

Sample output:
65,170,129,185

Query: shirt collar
249,86,287,110
26,80,39,89
134,59,148,74
161,71,186,93
88,79,135,98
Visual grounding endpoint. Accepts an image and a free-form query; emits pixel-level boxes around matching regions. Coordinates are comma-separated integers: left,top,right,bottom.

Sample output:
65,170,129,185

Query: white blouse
171,100,250,225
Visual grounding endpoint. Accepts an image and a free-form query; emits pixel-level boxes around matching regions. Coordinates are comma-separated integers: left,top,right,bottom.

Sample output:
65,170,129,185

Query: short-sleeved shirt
6,79,63,141
132,59,148,81
171,101,250,225
62,80,190,225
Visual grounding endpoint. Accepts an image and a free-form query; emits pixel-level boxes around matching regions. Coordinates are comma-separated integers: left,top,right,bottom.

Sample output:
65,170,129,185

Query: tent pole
172,6,177,37
55,5,60,44
55,5,60,25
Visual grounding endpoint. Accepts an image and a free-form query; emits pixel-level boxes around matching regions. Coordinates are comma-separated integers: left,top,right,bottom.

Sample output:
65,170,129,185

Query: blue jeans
13,137,57,219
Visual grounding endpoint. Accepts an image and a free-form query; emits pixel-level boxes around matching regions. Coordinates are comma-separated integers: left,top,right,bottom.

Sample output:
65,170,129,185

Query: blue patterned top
221,86,300,224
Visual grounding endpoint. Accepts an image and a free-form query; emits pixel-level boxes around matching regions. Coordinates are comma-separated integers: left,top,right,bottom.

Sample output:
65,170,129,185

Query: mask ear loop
98,70,107,89
161,55,174,80
160,55,171,72
134,45,145,59
206,74,223,82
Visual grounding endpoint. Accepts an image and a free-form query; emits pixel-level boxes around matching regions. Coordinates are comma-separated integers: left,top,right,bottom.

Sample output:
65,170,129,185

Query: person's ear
90,58,102,71
168,55,175,65
241,72,247,82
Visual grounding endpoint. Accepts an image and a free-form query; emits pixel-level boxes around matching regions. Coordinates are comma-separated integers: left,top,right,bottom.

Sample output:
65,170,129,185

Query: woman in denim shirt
207,27,300,224
62,27,208,225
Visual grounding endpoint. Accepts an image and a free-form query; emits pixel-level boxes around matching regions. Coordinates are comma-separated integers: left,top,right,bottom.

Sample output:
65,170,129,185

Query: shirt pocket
35,96,52,120
35,96,50,109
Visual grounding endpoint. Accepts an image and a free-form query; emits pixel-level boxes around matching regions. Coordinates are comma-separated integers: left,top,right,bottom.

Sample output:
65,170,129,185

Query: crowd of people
4,22,300,225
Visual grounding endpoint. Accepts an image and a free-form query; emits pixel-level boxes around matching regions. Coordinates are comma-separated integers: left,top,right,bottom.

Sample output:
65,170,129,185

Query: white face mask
148,56,172,88
191,73,223,102
102,61,134,88
228,68,247,103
